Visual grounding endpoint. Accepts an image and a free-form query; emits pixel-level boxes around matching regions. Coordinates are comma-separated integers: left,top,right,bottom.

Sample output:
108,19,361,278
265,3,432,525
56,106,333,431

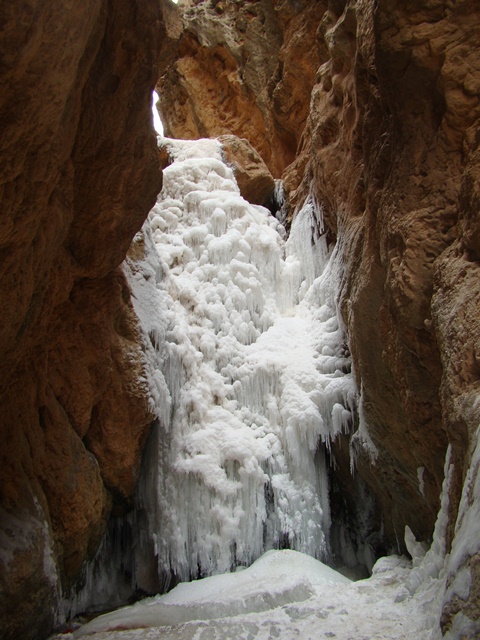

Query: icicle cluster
125,137,356,585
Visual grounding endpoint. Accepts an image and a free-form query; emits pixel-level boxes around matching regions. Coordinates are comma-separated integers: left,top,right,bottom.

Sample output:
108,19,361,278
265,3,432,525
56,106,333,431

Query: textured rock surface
157,0,325,177
0,1,162,638
219,134,275,206
288,0,480,625
297,0,480,544
432,118,480,633
158,0,480,627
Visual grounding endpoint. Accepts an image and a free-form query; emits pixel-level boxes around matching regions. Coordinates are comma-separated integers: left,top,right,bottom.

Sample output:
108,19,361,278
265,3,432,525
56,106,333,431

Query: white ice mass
124,137,356,584
70,447,456,640
68,138,465,639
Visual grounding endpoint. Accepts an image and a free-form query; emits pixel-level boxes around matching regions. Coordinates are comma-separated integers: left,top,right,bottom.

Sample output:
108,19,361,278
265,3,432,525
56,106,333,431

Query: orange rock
218,134,275,206
0,0,162,637
157,0,326,177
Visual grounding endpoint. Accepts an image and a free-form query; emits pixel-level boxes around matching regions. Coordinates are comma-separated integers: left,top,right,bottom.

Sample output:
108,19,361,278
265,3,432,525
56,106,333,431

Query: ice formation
67,138,477,640
73,550,350,637
124,137,356,586
72,545,446,639
69,447,458,640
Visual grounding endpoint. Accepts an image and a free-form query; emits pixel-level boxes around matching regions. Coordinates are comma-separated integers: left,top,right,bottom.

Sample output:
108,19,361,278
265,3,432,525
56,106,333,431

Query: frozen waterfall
124,137,356,589
70,138,456,640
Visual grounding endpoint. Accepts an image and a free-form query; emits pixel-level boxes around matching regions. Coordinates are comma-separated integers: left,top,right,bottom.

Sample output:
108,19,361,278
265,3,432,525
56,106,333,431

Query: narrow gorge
0,1,479,639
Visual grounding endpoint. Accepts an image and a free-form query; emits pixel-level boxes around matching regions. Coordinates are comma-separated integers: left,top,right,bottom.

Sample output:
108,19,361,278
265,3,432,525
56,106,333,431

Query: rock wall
157,0,480,631
157,0,325,177
0,1,162,638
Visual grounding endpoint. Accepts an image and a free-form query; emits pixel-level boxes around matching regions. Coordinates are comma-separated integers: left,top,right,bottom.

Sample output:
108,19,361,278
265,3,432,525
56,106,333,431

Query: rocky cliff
157,0,480,632
0,2,162,638
157,0,324,177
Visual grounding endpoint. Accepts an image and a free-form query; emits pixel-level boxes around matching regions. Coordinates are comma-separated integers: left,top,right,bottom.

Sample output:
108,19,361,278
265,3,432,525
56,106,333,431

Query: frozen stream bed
71,550,442,639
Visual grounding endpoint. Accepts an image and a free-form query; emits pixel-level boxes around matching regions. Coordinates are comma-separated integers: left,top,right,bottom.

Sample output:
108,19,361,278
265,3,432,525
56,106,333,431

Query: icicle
404,445,453,597
349,386,378,474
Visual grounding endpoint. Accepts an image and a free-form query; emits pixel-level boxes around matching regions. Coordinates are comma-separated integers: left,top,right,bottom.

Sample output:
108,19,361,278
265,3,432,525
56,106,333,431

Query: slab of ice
71,545,447,640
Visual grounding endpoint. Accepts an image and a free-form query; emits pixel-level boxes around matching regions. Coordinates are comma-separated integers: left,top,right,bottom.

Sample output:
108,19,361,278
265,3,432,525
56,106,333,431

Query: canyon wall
0,2,162,638
157,0,480,632
157,0,324,177
1,0,479,636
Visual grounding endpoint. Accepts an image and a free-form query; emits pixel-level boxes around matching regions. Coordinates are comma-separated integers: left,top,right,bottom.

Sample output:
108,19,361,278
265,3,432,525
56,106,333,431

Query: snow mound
74,551,350,636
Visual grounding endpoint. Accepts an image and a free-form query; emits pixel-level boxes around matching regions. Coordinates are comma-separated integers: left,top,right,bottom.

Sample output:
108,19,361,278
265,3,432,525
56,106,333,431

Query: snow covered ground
70,548,445,639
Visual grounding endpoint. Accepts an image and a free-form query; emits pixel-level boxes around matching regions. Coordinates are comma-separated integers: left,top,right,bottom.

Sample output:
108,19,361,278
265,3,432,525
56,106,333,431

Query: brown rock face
0,1,162,637
158,0,480,625
299,0,480,547
157,0,326,177
218,134,275,206
432,122,480,633
288,3,480,625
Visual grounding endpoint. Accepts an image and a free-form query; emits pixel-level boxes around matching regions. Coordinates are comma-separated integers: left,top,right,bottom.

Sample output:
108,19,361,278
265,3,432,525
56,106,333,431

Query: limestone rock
0,0,162,637
219,134,275,206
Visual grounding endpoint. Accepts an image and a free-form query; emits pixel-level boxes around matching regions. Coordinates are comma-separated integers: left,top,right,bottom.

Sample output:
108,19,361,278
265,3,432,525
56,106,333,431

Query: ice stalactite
122,136,356,590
